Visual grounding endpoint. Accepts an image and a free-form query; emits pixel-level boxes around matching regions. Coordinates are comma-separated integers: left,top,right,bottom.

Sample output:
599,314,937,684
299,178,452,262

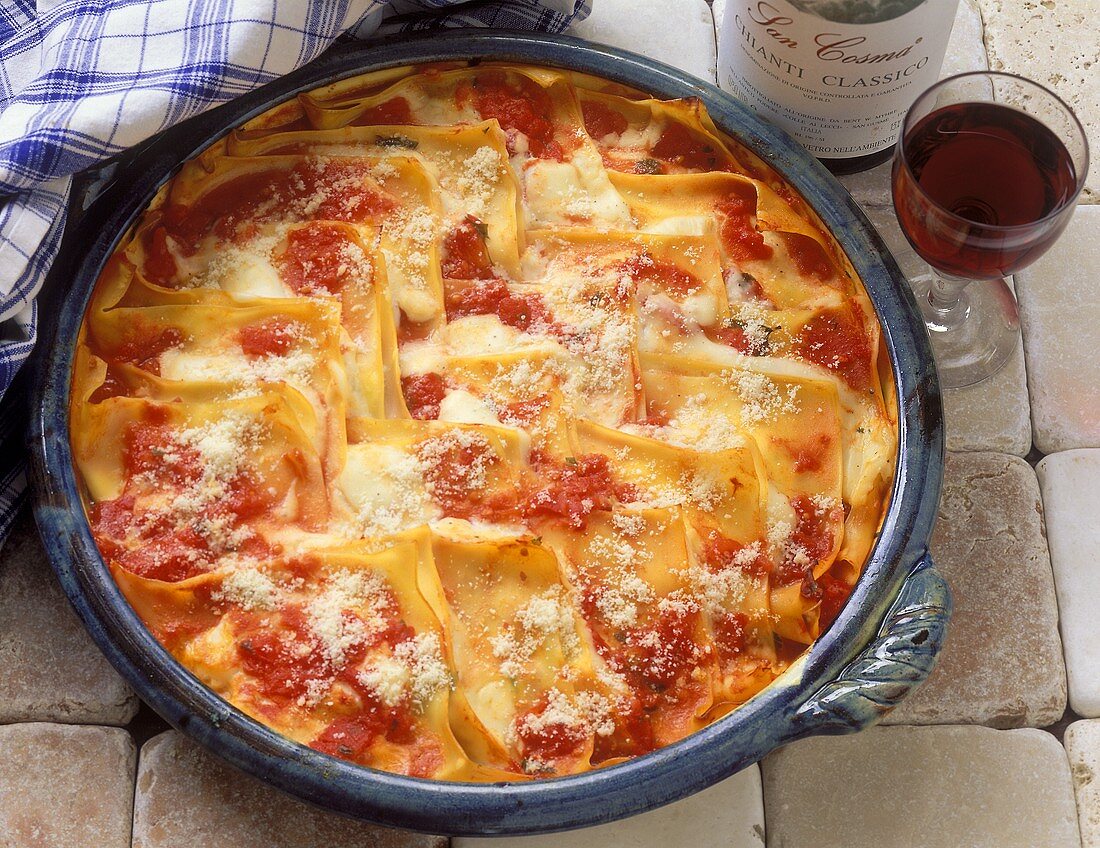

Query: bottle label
718,0,959,159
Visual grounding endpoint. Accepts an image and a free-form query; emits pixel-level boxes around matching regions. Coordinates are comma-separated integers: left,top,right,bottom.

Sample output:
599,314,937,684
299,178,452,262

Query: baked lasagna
71,63,897,781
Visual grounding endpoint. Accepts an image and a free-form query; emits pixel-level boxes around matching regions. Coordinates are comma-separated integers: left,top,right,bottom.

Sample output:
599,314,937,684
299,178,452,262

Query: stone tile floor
1,2,1097,846
1066,721,1100,848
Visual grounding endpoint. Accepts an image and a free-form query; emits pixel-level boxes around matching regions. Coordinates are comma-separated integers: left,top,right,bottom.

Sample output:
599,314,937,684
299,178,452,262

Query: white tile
883,452,1066,727
0,723,135,848
569,0,717,84
132,731,444,848
455,766,764,848
762,726,1081,848
1038,449,1100,717
941,0,990,79
1065,719,1100,848
835,158,893,209
0,508,138,724
1016,205,1100,452
976,0,1099,202
863,204,1032,456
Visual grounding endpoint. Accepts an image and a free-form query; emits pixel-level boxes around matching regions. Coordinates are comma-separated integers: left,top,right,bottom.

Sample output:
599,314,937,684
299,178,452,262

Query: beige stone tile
455,765,764,848
0,722,135,848
862,204,1032,455
132,731,445,848
941,0,991,79
1065,719,1100,848
1037,450,1100,717
762,726,1080,848
1016,206,1100,453
976,0,1099,202
835,158,893,209
882,452,1065,727
0,508,137,724
569,0,717,84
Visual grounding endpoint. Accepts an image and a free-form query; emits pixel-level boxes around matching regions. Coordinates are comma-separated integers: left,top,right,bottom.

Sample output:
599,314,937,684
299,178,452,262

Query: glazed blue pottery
28,31,949,836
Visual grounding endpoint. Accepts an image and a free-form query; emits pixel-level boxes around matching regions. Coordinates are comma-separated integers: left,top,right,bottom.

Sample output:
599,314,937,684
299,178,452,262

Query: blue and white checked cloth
0,0,590,547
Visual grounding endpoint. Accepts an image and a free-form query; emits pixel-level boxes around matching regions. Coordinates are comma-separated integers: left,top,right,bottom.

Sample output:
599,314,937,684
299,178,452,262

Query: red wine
893,101,1078,279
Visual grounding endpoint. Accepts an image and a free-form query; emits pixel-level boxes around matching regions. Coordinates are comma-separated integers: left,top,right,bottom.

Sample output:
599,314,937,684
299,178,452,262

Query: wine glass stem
925,268,971,331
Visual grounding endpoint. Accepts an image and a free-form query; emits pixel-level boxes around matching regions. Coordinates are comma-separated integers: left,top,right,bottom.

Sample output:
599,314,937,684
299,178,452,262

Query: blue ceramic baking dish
28,31,949,836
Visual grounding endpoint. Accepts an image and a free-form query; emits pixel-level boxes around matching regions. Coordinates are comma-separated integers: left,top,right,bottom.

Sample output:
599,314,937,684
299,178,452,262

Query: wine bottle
717,0,960,174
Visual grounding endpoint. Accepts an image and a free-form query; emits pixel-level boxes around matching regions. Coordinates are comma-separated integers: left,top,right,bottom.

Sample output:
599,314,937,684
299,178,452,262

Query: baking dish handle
789,552,952,736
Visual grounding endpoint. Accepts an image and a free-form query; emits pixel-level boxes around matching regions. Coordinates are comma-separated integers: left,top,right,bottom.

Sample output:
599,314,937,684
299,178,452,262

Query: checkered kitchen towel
0,0,591,546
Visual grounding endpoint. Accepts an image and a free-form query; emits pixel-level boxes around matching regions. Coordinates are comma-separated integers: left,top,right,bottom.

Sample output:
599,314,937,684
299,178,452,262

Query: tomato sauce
143,225,178,285
514,696,589,771
419,434,502,519
92,492,214,582
521,451,636,530
713,611,749,660
304,594,438,768
581,100,628,140
715,191,772,263
95,414,281,580
311,712,389,760
774,495,838,585
238,319,297,358
235,605,335,702
441,215,496,280
651,121,722,171
500,394,550,428
807,570,850,631
293,160,396,222
163,160,394,250
396,315,434,345
87,366,129,404
615,605,706,704
223,472,278,522
780,433,832,475
711,323,754,354
312,672,421,765
112,325,183,376
123,419,199,483
401,372,446,420
160,171,272,248
794,303,873,391
445,279,555,333
620,254,702,297
463,71,562,159
781,233,835,281
276,222,363,295
703,530,769,577
591,696,656,762
354,96,415,126
117,526,214,583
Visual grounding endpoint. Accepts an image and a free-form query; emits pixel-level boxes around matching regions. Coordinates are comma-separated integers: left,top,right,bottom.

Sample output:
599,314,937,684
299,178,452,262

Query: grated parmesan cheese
512,687,616,773
454,146,502,217
661,393,746,452
682,541,763,615
213,562,280,611
722,369,801,427
490,586,580,679
305,569,389,666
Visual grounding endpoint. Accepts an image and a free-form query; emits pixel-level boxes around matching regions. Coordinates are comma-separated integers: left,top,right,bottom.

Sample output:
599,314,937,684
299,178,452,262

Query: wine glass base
912,276,1020,389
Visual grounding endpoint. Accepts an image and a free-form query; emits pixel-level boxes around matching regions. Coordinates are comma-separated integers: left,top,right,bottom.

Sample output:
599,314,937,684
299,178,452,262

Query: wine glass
891,72,1089,388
